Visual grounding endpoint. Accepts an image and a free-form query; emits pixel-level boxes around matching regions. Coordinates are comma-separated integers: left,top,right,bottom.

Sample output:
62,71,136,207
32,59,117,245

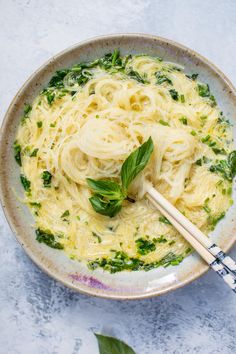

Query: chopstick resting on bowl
145,184,236,293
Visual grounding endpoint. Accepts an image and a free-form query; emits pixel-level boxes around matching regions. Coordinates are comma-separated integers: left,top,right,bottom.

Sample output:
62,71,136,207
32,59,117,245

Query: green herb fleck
159,120,170,126
209,151,236,181
30,148,39,157
179,116,187,125
186,73,198,80
61,210,70,218
135,237,156,255
159,216,171,225
127,69,148,84
37,121,43,128
20,174,31,193
36,228,63,249
21,103,32,125
92,232,102,243
155,71,172,85
41,170,52,187
169,89,179,101
13,141,22,166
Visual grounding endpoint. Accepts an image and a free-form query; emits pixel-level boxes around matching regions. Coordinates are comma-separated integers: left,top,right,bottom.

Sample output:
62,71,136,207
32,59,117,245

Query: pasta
14,51,234,272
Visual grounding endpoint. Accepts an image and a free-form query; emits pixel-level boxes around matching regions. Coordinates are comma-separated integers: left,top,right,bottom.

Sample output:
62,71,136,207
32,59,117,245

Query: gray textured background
1,1,236,353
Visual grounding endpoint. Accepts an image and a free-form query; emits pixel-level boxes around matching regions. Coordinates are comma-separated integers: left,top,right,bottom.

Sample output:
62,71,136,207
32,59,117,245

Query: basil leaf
86,179,124,200
121,136,154,191
95,333,136,354
89,196,123,218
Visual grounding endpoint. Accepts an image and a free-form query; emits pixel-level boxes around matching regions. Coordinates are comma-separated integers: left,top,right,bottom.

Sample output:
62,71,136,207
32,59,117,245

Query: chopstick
146,185,236,293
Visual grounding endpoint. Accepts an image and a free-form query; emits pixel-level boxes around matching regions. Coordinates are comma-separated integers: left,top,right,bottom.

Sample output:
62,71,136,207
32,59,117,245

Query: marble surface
1,1,236,353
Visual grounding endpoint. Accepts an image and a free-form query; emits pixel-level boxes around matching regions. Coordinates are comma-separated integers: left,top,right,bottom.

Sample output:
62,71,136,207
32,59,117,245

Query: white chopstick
146,185,236,293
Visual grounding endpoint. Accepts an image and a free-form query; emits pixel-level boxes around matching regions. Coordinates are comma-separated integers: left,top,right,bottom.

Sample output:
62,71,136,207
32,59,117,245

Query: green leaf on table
94,333,136,354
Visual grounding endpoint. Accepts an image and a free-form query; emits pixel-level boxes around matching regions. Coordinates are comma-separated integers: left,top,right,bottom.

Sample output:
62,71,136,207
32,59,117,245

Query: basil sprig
95,333,136,354
87,137,154,217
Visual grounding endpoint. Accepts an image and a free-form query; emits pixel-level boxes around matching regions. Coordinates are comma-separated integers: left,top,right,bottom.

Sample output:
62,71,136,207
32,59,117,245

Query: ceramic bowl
1,34,236,299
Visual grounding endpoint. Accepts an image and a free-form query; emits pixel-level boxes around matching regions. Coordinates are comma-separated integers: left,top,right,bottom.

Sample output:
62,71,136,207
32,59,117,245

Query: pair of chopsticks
146,185,236,293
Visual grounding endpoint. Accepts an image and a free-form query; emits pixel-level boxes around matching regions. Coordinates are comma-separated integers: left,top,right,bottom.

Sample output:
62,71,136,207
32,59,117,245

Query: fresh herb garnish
155,71,172,85
155,235,167,243
61,210,70,219
218,112,231,126
186,73,198,80
159,119,169,126
37,121,43,128
92,232,102,243
87,137,154,217
191,130,197,136
21,103,32,125
127,69,148,84
203,198,211,214
20,174,31,193
36,228,63,249
30,202,41,208
197,83,216,106
208,212,226,229
94,333,136,354
13,141,22,166
169,89,179,101
135,237,156,255
88,250,185,273
30,148,39,157
159,216,171,225
179,116,187,125
209,151,236,181
41,170,52,187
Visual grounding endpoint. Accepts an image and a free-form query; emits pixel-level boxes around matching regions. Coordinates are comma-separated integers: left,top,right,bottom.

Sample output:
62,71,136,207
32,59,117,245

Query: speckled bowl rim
1,33,236,300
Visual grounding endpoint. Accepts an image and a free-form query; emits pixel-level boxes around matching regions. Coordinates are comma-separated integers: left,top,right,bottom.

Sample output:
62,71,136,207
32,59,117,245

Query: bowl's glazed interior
1,34,236,299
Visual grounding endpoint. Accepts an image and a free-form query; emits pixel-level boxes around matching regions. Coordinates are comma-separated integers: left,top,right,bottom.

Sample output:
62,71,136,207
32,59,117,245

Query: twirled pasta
15,54,233,271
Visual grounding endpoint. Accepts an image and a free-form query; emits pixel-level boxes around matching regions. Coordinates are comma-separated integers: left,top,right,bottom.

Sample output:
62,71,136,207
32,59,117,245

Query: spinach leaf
41,170,52,187
36,228,63,249
169,89,179,101
20,174,31,193
94,333,136,354
121,136,154,191
13,141,22,166
136,237,156,255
